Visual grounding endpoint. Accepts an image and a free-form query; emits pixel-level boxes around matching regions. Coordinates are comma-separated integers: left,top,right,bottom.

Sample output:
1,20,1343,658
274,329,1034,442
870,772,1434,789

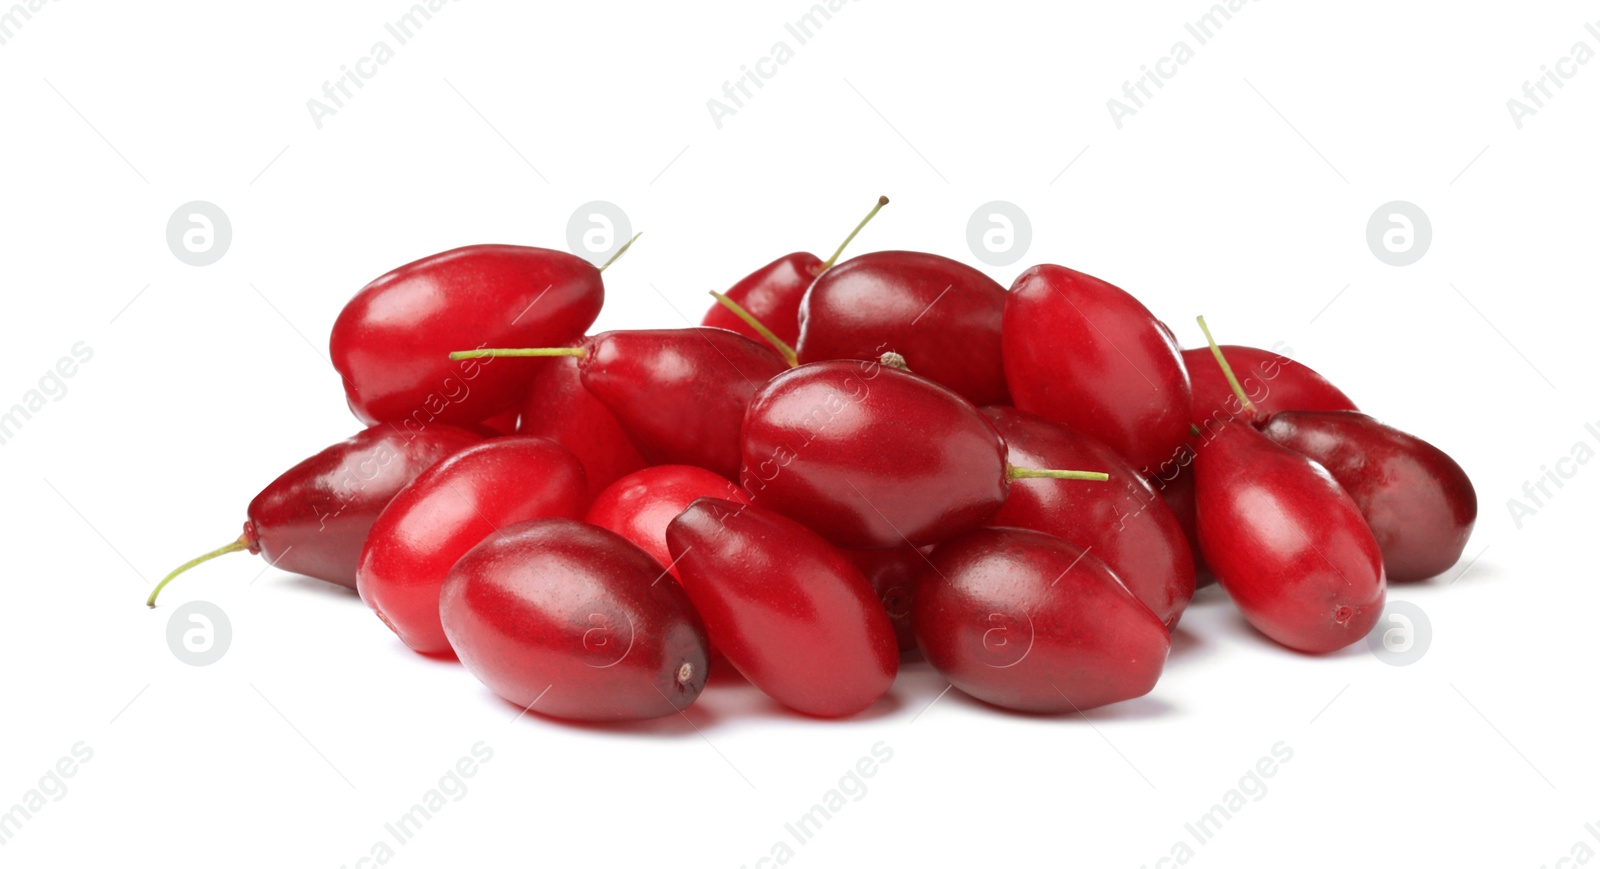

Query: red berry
797,251,1009,406
1184,344,1356,424
357,437,588,654
913,527,1170,713
1003,264,1192,473
1259,410,1476,582
667,498,898,717
1194,419,1385,653
740,360,1010,548
984,406,1195,628
841,545,925,654
331,245,603,427
516,344,648,499
701,253,820,348
585,465,751,580
441,518,710,721
147,424,482,607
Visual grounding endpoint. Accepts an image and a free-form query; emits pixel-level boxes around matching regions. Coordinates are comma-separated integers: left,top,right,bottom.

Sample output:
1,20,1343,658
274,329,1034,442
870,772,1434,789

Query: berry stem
1006,466,1110,482
819,196,889,270
598,232,642,272
878,351,910,372
1195,315,1256,417
146,535,251,608
709,291,798,367
449,347,587,360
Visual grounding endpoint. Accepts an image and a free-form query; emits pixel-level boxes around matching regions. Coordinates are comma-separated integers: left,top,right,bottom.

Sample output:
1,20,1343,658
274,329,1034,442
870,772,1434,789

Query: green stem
146,536,250,608
598,232,642,272
1194,315,1255,417
449,347,587,361
709,291,798,367
820,196,889,270
1006,466,1110,482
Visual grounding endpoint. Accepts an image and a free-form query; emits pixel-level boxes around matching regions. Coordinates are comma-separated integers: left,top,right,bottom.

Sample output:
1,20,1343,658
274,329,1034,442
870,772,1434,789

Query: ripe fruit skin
357,437,588,655
1195,420,1386,653
842,546,926,653
913,527,1170,713
244,424,482,587
517,346,648,499
1184,345,1356,423
585,465,751,580
1003,264,1191,474
797,251,1010,406
983,406,1195,627
701,252,820,347
579,328,789,480
666,499,898,717
1258,410,1476,582
740,361,1009,549
441,518,709,721
331,245,603,427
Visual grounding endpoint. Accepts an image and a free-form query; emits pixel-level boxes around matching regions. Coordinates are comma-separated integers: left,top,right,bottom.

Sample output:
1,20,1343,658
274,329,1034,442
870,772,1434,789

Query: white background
2,1,1597,866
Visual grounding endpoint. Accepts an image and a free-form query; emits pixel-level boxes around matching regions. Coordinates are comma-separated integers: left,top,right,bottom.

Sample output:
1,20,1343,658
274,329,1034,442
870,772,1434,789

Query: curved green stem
147,536,250,608
449,347,587,361
709,291,798,367
598,232,642,272
1007,466,1110,482
820,196,889,270
1194,315,1255,417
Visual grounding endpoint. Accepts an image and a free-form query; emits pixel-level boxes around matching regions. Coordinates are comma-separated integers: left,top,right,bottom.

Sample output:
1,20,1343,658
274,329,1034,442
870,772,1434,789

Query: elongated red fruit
582,329,789,479
842,545,925,653
1184,345,1356,423
740,360,1009,548
585,465,751,580
667,499,898,717
1258,410,1476,582
517,345,648,499
913,527,1170,713
1195,419,1385,653
702,253,820,348
331,245,604,427
357,437,588,654
441,518,710,721
983,406,1194,627
1003,265,1191,473
146,424,482,607
797,251,1010,406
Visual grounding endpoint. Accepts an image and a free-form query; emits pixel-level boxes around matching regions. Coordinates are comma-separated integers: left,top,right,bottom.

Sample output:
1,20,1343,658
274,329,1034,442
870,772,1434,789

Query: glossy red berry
441,518,710,721
1185,344,1356,424
1003,264,1192,474
1259,410,1476,582
577,329,789,479
984,406,1195,627
331,245,604,427
516,345,648,499
842,545,925,654
701,252,820,348
740,360,1010,548
357,437,588,654
797,251,1009,406
146,424,482,607
913,527,1170,713
585,465,751,579
667,499,898,717
1194,419,1385,653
